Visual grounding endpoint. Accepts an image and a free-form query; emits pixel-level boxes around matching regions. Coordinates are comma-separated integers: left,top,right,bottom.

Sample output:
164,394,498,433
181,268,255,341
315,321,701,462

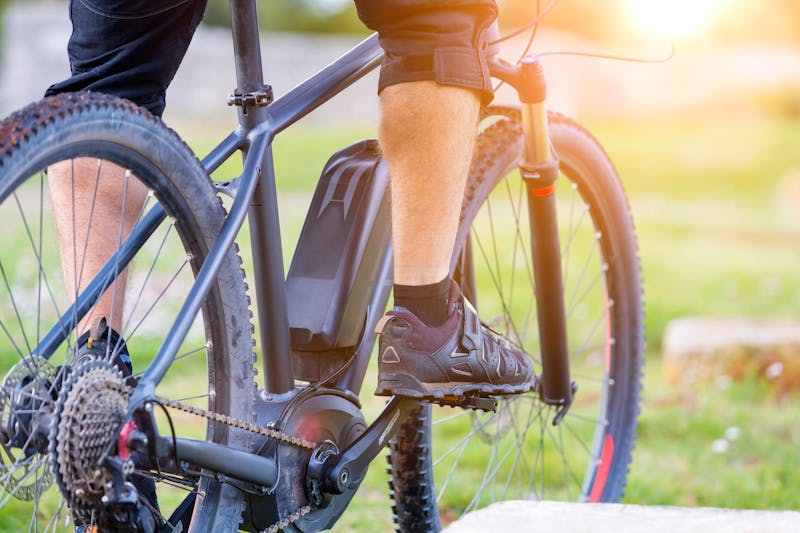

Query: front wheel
388,107,644,530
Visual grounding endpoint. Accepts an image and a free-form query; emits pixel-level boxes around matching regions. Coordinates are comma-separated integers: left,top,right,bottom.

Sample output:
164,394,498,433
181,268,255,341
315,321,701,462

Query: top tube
253,33,384,140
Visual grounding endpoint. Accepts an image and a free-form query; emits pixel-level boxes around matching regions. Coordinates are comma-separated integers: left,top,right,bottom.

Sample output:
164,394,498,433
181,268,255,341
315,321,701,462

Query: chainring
0,356,57,501
49,358,131,524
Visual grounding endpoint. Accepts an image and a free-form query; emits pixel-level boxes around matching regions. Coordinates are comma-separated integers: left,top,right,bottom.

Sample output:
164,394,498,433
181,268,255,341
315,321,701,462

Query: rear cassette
49,358,131,524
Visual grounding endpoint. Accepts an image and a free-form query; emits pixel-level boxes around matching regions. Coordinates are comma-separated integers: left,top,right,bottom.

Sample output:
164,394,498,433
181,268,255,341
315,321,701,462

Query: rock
662,317,800,394
444,501,800,533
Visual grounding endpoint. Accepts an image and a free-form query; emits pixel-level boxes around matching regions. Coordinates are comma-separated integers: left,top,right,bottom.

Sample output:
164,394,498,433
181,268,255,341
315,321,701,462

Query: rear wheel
0,93,255,531
388,107,644,530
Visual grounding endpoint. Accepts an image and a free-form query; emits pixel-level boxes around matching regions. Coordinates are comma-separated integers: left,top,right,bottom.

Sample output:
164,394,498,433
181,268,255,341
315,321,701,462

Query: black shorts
45,0,497,117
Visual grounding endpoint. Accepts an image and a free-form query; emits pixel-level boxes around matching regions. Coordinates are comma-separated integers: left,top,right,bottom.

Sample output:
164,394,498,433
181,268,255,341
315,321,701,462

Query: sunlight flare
629,0,719,38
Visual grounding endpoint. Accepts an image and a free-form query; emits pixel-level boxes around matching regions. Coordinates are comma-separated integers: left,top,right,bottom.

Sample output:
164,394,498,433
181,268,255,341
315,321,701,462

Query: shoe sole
375,371,534,400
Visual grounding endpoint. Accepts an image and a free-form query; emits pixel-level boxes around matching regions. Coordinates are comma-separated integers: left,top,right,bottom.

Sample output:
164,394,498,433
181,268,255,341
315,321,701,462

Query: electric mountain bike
0,1,643,531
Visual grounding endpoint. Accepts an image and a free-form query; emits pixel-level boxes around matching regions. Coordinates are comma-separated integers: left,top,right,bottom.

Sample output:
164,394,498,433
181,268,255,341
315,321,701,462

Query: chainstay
156,397,317,532
155,396,316,450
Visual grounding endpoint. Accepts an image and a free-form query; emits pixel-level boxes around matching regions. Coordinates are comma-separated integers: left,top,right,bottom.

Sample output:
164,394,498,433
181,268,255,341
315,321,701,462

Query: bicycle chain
261,504,314,533
156,396,316,533
156,396,316,450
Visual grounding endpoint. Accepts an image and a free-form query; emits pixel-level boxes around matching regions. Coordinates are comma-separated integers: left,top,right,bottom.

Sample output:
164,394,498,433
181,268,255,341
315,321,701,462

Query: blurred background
0,0,798,529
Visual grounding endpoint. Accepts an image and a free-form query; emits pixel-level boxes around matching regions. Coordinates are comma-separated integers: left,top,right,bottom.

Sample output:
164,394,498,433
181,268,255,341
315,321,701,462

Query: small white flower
724,426,741,441
711,438,729,454
765,361,784,380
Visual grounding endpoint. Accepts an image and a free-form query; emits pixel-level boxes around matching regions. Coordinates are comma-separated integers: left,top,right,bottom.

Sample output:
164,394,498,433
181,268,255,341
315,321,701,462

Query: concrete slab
443,501,800,533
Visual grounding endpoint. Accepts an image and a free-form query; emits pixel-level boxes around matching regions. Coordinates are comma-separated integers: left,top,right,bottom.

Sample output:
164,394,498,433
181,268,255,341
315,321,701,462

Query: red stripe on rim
533,185,555,197
589,434,614,502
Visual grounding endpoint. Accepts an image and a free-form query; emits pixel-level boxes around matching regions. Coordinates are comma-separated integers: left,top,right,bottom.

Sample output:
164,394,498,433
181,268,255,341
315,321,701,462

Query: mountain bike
0,1,643,531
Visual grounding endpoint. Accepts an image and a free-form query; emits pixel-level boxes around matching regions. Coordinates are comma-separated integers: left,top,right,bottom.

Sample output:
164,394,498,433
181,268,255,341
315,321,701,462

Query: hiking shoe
375,281,535,400
74,317,134,381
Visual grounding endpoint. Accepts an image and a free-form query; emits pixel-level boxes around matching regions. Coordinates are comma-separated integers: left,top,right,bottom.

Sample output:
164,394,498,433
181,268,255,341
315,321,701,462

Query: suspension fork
514,57,574,423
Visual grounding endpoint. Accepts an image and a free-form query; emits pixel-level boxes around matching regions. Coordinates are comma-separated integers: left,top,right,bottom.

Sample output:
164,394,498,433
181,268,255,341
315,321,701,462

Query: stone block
444,501,800,533
662,317,800,395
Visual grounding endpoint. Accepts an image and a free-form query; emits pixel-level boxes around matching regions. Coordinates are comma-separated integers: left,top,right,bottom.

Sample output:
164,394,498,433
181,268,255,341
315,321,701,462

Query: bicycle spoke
119,209,171,340
173,392,211,403
562,419,595,457
466,401,510,511
471,231,525,345
568,314,604,366
75,159,104,312
13,186,71,356
0,312,27,361
35,174,45,354
561,183,579,280
122,256,190,343
105,170,133,358
41,497,66,533
0,259,34,356
565,238,601,314
499,399,538,501
503,177,538,345
433,410,503,468
484,193,504,300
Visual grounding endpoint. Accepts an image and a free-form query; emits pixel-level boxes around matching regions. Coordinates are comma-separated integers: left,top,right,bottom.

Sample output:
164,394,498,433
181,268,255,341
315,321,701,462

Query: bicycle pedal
429,395,497,413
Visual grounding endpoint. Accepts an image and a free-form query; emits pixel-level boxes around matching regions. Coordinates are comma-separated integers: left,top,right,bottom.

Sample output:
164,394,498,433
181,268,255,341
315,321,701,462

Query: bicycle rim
388,108,644,530
0,94,254,532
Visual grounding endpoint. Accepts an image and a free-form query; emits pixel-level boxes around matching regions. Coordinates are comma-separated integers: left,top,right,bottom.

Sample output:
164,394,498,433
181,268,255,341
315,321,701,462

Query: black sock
393,276,451,327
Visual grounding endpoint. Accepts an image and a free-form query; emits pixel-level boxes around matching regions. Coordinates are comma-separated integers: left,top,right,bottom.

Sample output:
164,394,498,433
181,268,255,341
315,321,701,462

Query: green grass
2,108,800,530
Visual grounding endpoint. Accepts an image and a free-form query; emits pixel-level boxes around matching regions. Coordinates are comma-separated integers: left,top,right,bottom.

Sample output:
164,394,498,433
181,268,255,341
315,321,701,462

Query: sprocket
49,358,131,524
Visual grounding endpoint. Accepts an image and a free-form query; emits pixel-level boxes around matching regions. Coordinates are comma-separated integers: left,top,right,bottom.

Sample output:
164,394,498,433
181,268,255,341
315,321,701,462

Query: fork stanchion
518,57,574,420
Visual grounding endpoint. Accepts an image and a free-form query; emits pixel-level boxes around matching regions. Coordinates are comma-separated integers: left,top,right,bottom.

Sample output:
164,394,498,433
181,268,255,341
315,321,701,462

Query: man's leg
45,0,207,334
48,160,148,334
44,1,207,528
380,81,480,325
357,0,535,399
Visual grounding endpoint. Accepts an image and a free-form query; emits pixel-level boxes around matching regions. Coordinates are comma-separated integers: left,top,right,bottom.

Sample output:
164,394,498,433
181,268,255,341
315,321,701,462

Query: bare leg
379,81,480,285
375,80,535,399
47,158,149,334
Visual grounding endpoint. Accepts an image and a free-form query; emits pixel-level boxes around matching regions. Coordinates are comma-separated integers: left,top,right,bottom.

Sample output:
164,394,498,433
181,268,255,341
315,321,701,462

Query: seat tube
518,57,574,417
230,0,295,394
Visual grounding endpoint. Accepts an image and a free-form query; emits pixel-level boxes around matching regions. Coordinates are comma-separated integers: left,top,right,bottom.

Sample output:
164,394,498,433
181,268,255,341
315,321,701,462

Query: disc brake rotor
0,356,57,501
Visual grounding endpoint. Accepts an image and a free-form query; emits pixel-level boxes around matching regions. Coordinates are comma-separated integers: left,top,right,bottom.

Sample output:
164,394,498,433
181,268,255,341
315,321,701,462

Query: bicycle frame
31,0,576,511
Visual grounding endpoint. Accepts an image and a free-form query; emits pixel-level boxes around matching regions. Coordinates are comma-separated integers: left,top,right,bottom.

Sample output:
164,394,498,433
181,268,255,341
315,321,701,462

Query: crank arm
320,396,418,494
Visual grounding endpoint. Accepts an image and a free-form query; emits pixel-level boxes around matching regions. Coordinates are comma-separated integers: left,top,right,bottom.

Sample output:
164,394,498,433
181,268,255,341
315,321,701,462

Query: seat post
229,0,269,131
229,0,295,394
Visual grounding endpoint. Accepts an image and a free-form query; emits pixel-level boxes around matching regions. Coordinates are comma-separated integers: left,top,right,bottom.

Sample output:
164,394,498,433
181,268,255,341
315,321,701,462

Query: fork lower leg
518,57,574,417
